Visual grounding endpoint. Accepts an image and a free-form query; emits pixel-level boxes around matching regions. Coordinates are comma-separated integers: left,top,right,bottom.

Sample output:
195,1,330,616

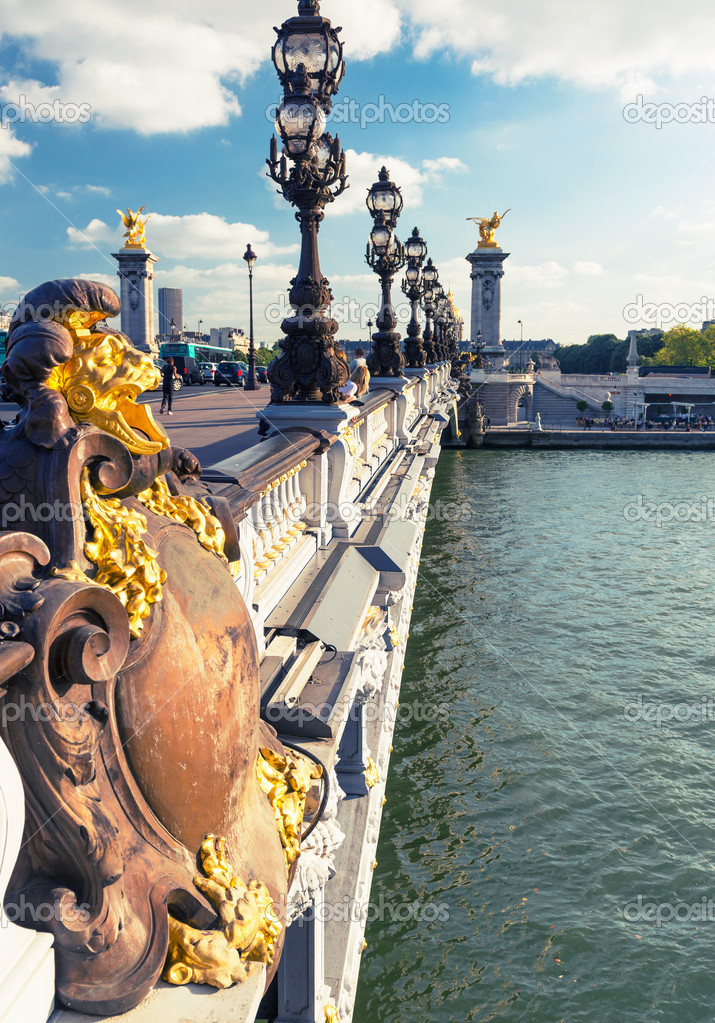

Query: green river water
353,448,715,1023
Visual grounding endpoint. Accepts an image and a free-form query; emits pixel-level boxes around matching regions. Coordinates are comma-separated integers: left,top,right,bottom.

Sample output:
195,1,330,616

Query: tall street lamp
401,227,428,368
365,167,406,377
421,258,438,364
266,0,348,403
243,244,259,390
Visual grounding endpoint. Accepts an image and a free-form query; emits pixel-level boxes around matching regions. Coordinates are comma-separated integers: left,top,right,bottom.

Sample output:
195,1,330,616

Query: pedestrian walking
160,357,178,415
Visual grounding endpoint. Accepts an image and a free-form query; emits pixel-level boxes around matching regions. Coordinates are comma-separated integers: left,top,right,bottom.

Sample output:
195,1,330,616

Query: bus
159,341,236,365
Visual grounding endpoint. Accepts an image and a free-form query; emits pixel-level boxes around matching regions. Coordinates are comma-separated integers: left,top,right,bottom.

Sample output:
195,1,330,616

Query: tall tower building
158,288,183,339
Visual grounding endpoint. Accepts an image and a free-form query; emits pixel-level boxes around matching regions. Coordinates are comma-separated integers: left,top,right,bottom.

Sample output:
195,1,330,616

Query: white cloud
508,261,570,288
0,0,401,136
67,211,298,260
0,275,21,293
326,149,468,217
574,261,605,277
398,0,715,95
0,124,32,183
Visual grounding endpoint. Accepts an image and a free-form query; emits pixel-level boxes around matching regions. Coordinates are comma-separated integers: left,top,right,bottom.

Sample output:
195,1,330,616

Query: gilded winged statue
117,206,151,247
467,209,511,247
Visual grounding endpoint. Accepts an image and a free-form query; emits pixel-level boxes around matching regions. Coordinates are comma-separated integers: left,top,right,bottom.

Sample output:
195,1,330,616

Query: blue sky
2,0,715,346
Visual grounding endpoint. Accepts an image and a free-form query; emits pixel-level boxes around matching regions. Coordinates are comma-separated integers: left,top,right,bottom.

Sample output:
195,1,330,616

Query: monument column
111,207,158,355
466,248,510,373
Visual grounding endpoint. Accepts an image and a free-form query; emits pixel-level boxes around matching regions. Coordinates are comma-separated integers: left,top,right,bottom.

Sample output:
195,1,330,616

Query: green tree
646,324,715,367
602,400,613,411
576,399,588,412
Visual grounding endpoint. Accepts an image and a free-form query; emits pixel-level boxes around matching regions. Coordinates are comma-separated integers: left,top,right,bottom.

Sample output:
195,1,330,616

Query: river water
353,449,715,1023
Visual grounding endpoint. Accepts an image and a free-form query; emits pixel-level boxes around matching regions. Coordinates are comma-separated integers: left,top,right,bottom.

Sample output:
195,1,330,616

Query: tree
576,399,588,412
644,324,715,367
602,400,613,411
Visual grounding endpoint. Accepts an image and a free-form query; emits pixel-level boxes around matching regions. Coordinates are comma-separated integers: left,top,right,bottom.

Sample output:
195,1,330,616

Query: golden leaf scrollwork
257,747,323,872
324,999,341,1023
163,835,281,989
365,758,379,789
56,471,228,639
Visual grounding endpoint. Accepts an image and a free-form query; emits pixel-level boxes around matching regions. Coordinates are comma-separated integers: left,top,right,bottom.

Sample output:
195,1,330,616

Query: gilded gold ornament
257,747,323,872
365,758,379,789
163,835,281,989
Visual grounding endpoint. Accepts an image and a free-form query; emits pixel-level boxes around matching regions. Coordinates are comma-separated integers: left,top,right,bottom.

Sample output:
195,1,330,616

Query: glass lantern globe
366,167,404,225
422,259,437,284
272,2,345,101
275,96,326,157
405,265,420,285
405,228,427,263
370,222,392,256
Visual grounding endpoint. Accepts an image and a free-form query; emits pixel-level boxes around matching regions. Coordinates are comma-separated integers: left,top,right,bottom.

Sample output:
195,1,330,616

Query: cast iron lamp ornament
267,0,349,403
421,258,438,364
365,167,406,377
401,226,428,368
243,244,259,391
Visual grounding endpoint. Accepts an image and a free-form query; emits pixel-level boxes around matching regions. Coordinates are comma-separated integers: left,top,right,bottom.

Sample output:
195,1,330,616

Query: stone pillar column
111,247,159,355
466,247,510,372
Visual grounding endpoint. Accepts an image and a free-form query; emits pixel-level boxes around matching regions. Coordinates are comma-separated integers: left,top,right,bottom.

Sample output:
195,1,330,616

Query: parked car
256,366,269,383
198,361,217,382
152,358,182,392
171,355,204,386
214,362,244,387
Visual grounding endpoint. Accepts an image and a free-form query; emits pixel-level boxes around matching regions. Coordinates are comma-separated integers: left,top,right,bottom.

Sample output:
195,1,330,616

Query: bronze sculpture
0,280,318,1014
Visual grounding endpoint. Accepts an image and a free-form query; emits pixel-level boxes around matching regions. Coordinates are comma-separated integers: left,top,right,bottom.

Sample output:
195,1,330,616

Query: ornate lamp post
365,167,406,377
266,0,349,403
432,282,446,361
421,258,438,364
401,227,428,368
243,244,259,390
473,328,484,368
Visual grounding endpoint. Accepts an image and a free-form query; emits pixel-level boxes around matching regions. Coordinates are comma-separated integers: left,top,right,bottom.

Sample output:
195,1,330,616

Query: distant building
157,288,183,339
502,338,557,369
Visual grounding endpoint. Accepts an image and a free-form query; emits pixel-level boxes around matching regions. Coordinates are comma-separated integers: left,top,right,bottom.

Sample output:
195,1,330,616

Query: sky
1,0,715,347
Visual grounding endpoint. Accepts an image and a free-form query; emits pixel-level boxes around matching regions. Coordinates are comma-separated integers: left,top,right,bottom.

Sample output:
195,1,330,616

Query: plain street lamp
243,244,259,390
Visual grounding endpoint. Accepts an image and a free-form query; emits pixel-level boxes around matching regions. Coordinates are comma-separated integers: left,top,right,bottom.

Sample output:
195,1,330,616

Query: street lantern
365,167,406,377
243,244,259,391
366,167,404,228
271,0,345,105
266,0,349,403
401,226,428,369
